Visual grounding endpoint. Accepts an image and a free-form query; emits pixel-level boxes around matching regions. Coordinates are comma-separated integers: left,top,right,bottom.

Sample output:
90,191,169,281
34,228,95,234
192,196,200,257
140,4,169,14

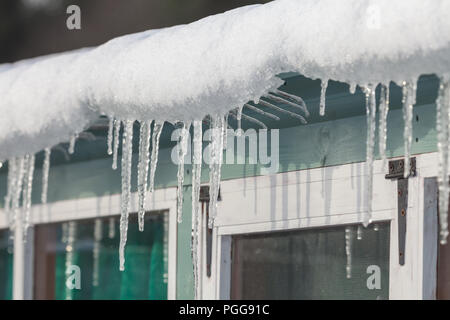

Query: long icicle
402,80,417,178
177,122,190,223
191,120,203,300
437,77,450,244
4,158,17,228
22,154,35,241
148,121,164,193
345,226,353,279
11,157,26,232
92,218,102,287
137,120,152,231
107,116,114,155
319,79,329,116
41,147,51,204
208,115,225,228
364,84,376,227
119,120,134,271
112,119,121,170
378,84,390,170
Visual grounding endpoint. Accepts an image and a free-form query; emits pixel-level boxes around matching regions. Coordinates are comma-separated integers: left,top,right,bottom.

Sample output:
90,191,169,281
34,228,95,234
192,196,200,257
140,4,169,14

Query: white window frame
201,152,439,300
0,187,178,300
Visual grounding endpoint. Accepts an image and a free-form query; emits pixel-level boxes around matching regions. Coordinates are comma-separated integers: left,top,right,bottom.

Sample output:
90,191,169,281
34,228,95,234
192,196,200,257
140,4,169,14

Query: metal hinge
385,157,416,266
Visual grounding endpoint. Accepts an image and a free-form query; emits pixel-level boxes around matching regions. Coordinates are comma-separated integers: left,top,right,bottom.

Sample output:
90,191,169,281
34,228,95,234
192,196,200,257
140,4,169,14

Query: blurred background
0,0,271,63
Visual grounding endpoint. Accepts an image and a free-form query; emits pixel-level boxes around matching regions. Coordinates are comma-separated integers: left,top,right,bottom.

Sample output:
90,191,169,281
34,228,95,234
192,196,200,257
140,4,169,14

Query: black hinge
385,157,416,266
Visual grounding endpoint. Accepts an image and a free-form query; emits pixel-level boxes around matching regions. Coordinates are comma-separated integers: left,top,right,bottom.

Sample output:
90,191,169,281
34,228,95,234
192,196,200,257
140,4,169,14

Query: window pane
0,229,13,300
33,212,168,300
231,223,390,300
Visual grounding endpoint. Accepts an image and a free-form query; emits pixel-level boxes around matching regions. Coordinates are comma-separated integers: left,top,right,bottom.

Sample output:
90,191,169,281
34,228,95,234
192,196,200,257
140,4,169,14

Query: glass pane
33,211,168,300
0,229,13,300
231,223,390,300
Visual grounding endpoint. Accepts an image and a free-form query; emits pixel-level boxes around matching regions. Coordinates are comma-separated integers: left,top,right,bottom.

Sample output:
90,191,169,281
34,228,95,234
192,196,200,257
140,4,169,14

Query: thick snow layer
1,0,450,158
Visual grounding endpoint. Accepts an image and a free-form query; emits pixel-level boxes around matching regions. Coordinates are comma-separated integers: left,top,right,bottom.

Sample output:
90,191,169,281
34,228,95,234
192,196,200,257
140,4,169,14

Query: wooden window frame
201,153,440,300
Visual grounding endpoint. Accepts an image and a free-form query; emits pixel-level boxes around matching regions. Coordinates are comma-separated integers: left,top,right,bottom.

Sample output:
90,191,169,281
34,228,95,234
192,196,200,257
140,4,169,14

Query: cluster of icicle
3,148,50,241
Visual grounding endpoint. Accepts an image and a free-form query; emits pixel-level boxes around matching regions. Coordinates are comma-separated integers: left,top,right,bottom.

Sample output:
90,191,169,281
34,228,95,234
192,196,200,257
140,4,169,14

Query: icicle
236,106,243,136
223,115,229,149
108,217,116,239
137,120,152,231
345,226,352,279
364,84,376,227
436,77,450,244
107,117,114,155
92,218,102,287
11,157,25,232
177,122,190,223
349,83,357,94
357,224,363,240
119,120,134,271
112,119,121,170
402,80,417,178
4,158,17,227
22,154,35,241
41,148,51,204
61,222,69,244
191,120,203,300
319,79,329,116
374,223,379,231
378,84,390,170
208,115,225,228
68,134,77,155
148,121,164,193
65,221,77,300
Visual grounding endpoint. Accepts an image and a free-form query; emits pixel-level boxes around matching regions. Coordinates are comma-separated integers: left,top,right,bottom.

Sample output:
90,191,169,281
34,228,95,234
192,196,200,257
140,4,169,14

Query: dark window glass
34,211,168,300
0,229,13,300
231,223,390,300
